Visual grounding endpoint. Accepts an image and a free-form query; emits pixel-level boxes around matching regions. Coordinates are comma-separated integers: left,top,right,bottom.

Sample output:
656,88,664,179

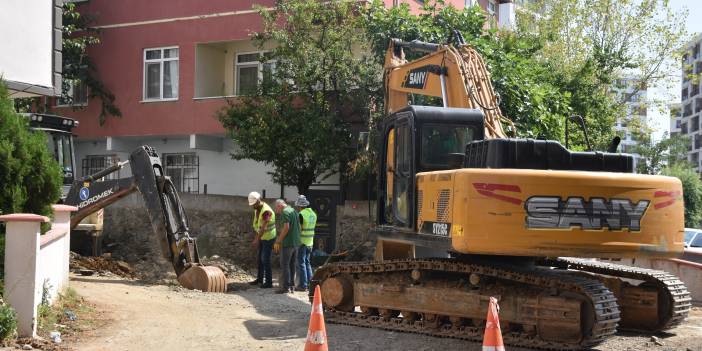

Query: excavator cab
378,106,484,230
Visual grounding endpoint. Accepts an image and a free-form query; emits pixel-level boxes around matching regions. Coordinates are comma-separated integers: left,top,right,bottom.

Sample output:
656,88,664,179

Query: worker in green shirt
273,199,301,294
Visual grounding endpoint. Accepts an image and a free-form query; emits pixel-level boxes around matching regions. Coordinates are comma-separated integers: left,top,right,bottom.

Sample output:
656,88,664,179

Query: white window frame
56,79,88,107
143,46,179,101
488,0,496,15
234,51,275,96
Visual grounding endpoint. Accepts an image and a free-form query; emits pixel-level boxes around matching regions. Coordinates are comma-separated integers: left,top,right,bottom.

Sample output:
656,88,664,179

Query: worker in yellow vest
295,195,316,291
248,191,276,288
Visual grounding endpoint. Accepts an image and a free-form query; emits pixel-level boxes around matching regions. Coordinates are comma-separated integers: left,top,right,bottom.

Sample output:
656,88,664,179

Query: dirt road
70,275,702,351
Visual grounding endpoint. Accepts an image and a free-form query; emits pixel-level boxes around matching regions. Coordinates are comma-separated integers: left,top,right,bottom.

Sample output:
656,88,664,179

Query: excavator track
311,258,620,350
539,258,691,332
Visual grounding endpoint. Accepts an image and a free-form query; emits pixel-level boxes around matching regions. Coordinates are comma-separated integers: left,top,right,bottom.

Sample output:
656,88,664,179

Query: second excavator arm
64,145,227,292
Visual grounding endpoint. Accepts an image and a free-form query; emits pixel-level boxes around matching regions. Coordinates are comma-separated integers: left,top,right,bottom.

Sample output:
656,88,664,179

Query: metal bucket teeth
178,265,228,293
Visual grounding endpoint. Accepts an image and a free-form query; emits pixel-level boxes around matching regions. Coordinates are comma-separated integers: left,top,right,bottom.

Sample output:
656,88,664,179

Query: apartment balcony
684,103,693,117
194,40,274,100
696,98,702,113
681,122,688,135
692,84,700,97
683,87,689,100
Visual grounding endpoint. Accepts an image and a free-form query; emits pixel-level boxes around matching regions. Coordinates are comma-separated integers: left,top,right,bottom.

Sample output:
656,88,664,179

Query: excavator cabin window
420,124,475,170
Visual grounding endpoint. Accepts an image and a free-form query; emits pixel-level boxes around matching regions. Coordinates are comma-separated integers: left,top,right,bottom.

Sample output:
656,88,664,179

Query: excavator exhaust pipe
178,265,228,293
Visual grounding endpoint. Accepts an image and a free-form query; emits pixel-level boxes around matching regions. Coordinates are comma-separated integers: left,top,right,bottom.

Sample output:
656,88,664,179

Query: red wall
58,0,476,140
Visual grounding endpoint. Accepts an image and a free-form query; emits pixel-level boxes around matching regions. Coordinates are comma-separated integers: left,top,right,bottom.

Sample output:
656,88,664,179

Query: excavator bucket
178,265,228,293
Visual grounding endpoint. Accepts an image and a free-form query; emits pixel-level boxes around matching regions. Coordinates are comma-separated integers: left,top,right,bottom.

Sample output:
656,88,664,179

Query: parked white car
684,228,702,254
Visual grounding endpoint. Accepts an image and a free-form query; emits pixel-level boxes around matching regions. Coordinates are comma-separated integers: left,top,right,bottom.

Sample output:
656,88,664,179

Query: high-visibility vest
253,202,276,240
299,207,317,247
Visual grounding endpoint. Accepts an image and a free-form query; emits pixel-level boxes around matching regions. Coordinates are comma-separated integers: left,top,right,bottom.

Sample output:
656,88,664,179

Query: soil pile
69,252,136,279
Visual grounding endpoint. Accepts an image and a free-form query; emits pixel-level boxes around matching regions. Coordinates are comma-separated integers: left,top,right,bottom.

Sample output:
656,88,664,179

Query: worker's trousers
279,246,298,289
297,245,313,289
256,238,274,285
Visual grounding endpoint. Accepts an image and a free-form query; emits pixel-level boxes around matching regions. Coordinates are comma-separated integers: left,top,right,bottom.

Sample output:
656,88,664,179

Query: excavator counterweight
65,146,227,293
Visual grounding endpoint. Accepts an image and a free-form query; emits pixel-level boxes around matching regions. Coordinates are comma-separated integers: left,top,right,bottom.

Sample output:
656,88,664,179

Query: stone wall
335,200,376,261
99,194,377,269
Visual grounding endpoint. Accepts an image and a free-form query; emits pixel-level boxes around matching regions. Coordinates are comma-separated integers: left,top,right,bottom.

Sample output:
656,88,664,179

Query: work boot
248,279,261,286
294,286,307,292
260,282,272,289
275,287,290,294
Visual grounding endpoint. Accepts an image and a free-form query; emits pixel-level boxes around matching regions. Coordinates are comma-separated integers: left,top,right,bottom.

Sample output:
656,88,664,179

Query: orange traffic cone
482,297,505,351
305,285,328,351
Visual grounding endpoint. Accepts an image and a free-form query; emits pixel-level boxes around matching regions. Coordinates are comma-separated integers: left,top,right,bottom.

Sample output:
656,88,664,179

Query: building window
487,0,496,14
235,52,274,96
163,153,199,194
57,80,88,106
82,155,120,179
143,47,179,101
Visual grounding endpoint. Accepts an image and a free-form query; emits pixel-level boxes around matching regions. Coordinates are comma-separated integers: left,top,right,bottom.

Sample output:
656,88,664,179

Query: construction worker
295,195,316,291
273,199,301,294
248,191,275,288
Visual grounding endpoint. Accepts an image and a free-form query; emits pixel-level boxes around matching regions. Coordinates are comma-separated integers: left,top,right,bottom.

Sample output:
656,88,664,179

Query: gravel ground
66,274,702,351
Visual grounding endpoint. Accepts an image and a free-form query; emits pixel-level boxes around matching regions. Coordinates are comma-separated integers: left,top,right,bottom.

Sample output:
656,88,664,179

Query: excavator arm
384,36,511,138
65,146,227,292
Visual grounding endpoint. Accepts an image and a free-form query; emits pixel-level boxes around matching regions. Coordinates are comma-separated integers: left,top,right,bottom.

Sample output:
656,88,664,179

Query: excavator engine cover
464,138,634,173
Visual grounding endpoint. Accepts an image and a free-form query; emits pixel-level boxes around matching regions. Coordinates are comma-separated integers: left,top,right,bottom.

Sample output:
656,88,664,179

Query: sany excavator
311,34,691,349
64,146,227,292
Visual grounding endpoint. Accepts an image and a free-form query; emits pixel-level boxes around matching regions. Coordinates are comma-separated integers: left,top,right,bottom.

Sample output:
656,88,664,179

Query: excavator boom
384,38,510,138
65,146,227,292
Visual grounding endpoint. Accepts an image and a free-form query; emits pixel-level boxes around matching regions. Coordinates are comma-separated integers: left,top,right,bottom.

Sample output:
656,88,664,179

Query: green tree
15,2,121,125
633,133,690,175
218,0,375,194
519,0,688,146
662,164,702,228
0,82,63,233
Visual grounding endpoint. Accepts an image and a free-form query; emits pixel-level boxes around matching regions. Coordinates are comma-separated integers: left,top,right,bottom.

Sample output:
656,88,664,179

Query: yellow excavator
311,34,691,349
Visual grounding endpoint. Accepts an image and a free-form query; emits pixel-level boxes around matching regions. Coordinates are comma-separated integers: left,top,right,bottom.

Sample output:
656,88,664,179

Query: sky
648,0,701,140
670,0,702,35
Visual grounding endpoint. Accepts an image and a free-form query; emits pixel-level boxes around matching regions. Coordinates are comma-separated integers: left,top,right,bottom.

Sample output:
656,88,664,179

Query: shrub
663,164,702,228
0,81,63,234
0,304,17,341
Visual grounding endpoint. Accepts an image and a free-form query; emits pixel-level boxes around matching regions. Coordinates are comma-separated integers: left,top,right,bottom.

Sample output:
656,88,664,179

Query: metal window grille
82,155,120,179
163,153,199,194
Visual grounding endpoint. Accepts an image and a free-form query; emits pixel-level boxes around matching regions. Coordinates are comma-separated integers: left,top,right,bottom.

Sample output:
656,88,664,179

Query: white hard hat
248,191,261,206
